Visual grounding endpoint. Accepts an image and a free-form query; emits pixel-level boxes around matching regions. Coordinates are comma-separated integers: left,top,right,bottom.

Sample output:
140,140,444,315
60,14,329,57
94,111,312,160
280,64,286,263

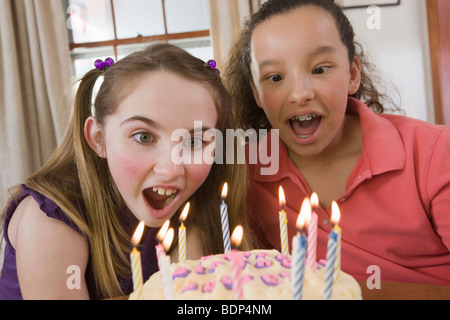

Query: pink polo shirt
247,98,450,285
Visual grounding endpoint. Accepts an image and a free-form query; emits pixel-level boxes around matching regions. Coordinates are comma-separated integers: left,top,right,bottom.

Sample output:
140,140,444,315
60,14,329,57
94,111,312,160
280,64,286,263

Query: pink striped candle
159,228,175,300
230,225,244,300
306,193,318,272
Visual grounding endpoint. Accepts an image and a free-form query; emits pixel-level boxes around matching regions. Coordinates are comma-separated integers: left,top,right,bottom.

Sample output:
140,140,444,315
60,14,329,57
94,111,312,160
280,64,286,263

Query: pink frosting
181,281,198,293
202,280,216,293
173,267,190,279
255,258,273,269
194,264,207,275
257,252,269,259
221,275,233,290
260,274,281,286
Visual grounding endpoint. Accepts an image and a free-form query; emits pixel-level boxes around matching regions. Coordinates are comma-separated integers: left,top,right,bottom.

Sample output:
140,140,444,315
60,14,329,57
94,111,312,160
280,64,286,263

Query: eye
267,74,284,83
184,136,204,150
312,66,331,75
133,132,154,144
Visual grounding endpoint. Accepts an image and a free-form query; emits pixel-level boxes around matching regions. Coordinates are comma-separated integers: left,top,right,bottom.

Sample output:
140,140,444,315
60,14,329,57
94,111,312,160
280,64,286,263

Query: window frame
65,0,211,60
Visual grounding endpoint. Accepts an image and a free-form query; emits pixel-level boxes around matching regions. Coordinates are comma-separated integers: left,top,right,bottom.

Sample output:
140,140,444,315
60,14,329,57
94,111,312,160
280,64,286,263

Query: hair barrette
204,59,220,76
94,57,115,73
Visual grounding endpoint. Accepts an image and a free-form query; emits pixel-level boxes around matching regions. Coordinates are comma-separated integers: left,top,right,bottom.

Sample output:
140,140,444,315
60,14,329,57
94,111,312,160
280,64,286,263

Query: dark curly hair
223,0,402,131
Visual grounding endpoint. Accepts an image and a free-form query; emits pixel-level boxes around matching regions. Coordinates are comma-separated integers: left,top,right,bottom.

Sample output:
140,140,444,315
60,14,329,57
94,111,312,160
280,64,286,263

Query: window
64,0,212,78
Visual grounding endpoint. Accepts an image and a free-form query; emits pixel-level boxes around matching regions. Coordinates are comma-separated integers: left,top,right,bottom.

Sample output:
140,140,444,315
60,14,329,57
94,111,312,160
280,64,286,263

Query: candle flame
297,197,311,231
331,201,341,225
278,186,286,209
231,225,243,248
311,192,319,209
131,221,145,247
156,220,170,243
179,202,190,222
162,228,174,252
221,182,228,199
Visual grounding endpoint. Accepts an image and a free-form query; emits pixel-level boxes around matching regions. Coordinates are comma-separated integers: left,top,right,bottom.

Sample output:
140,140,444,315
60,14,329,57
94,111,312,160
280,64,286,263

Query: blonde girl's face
85,71,218,227
250,6,361,160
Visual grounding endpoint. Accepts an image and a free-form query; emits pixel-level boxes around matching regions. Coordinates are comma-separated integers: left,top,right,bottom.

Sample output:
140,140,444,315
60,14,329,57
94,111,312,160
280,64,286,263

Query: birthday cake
137,249,362,300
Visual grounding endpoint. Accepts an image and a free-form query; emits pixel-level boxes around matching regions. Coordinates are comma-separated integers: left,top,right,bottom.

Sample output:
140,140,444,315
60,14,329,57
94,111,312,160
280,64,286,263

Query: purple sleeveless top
0,185,159,300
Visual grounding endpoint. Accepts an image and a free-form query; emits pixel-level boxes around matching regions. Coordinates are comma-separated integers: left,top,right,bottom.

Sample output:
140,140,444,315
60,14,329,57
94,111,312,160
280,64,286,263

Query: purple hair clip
94,57,115,73
204,59,220,76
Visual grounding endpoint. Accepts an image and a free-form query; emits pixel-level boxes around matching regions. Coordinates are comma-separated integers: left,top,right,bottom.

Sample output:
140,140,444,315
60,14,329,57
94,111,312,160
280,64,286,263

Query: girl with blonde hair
0,43,252,299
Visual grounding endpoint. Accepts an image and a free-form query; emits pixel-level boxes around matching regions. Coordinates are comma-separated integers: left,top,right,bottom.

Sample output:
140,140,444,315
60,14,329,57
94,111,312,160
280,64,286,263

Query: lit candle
306,193,319,272
323,201,341,300
278,186,289,255
155,220,170,271
178,202,190,263
291,198,308,300
230,225,244,300
129,221,145,300
160,228,175,300
220,182,231,253
331,201,342,283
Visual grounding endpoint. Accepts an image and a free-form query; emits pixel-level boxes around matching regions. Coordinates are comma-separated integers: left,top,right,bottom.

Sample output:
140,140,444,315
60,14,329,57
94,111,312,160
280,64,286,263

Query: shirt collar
252,98,406,182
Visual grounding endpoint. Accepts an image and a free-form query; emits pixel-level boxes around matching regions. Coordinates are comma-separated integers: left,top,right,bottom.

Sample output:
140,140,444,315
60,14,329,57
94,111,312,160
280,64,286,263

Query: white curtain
0,0,72,207
209,0,267,67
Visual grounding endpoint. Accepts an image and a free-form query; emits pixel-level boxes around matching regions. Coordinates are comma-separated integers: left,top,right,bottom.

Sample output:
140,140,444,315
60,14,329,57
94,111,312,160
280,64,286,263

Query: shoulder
381,113,449,138
10,196,90,299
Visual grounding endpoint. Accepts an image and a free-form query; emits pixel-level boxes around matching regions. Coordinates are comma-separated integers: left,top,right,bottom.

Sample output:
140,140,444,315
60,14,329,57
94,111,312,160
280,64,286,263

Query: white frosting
138,249,362,300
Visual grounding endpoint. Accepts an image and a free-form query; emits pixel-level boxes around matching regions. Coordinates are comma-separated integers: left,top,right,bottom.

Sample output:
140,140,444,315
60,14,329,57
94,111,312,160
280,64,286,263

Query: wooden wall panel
427,0,450,126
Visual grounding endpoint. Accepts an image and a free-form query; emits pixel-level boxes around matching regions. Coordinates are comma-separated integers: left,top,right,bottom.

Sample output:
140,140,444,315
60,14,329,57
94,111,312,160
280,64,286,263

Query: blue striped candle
220,183,231,253
324,230,338,299
291,232,307,300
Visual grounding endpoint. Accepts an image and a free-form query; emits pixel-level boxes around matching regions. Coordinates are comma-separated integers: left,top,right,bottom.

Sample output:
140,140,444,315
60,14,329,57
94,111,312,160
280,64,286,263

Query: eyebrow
258,45,338,69
307,45,337,58
120,116,160,129
120,115,215,133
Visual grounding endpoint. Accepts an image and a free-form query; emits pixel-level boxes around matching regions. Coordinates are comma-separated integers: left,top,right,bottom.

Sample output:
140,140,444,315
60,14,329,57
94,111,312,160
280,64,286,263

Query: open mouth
289,114,322,138
143,187,180,210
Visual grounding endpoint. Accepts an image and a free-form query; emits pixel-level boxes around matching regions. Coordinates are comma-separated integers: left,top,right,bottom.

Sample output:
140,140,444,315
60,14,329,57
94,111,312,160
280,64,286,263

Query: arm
427,128,450,251
9,196,90,299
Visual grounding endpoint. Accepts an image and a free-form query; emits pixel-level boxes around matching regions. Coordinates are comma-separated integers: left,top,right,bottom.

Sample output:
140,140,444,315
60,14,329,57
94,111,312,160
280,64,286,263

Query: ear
250,81,263,109
84,116,106,158
348,56,362,96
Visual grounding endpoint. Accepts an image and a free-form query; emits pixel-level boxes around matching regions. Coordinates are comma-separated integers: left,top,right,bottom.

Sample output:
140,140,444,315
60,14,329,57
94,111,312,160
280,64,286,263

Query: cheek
107,150,148,193
258,91,283,121
184,163,213,195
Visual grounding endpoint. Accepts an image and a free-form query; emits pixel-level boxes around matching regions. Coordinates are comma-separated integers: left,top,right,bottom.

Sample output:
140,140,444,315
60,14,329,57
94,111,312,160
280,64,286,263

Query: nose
287,74,315,105
153,148,185,182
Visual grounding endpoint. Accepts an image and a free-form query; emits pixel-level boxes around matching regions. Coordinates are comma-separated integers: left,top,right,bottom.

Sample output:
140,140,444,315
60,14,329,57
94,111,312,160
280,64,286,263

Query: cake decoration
138,249,362,300
261,274,281,286
173,267,190,279
202,280,216,293
221,275,233,290
181,281,198,293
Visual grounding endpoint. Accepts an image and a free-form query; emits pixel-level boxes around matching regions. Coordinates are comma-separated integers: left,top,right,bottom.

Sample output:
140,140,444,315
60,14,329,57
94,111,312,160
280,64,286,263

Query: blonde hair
1,43,253,298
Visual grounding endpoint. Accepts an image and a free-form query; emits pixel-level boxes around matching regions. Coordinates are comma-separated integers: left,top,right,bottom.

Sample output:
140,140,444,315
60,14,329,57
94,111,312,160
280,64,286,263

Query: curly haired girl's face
87,71,218,227
249,6,360,161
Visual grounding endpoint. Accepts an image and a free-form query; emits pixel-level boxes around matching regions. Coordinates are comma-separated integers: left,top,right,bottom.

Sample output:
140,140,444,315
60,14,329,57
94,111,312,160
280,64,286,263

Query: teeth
152,187,178,196
292,114,317,121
